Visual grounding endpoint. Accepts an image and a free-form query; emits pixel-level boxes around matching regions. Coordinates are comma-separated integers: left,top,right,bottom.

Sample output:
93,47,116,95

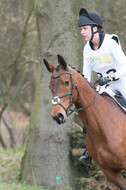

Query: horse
44,55,126,190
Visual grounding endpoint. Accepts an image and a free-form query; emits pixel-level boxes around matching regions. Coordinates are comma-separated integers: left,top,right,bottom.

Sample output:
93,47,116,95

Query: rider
78,8,126,163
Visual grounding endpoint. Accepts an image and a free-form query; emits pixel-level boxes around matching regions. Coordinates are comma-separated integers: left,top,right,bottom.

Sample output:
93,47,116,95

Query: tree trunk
21,0,93,188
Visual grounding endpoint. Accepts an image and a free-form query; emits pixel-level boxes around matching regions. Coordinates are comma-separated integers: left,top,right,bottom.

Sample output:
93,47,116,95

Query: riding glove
97,76,111,86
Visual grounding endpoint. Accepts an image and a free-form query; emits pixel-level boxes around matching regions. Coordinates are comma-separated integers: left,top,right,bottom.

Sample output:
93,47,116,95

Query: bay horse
44,55,126,190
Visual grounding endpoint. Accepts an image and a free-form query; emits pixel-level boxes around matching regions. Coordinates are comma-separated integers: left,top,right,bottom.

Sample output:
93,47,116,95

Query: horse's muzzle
52,112,66,124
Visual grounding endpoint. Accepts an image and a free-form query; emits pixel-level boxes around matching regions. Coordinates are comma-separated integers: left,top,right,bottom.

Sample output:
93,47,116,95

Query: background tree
0,0,38,148
20,0,95,188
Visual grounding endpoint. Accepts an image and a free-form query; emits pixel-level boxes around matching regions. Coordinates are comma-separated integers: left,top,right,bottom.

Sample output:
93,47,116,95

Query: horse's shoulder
100,94,114,104
101,94,125,113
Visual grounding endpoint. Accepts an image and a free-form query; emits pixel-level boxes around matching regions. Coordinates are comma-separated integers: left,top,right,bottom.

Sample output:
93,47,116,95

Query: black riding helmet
78,8,103,41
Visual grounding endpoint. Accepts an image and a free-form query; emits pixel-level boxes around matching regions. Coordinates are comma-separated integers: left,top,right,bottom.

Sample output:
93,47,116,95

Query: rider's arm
110,38,126,80
83,47,92,82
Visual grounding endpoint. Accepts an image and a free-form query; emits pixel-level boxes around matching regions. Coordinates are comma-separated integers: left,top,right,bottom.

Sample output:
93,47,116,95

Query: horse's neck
74,74,96,109
73,73,99,127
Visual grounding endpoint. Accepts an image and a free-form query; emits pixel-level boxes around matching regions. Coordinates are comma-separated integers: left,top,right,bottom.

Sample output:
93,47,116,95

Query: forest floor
0,111,120,190
0,147,46,190
0,146,120,190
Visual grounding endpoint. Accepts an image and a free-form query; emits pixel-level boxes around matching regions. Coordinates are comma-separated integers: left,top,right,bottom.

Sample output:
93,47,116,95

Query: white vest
83,34,126,98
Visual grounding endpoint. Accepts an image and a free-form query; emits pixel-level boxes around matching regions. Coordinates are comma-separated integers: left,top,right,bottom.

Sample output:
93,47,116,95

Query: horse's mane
69,65,96,91
55,64,96,91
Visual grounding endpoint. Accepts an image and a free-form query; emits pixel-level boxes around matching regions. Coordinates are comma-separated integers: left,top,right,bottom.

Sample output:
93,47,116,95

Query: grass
0,146,118,190
0,147,25,183
0,147,41,189
0,147,72,190
0,183,72,190
0,182,44,190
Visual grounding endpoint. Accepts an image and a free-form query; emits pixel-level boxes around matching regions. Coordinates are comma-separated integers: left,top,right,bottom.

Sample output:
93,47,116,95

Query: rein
68,93,98,116
51,66,98,117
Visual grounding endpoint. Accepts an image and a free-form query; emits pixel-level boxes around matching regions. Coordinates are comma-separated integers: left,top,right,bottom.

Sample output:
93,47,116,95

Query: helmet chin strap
90,25,100,42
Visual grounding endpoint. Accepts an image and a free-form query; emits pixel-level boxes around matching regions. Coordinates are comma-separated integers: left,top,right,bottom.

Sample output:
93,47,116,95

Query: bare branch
0,134,7,149
3,112,15,148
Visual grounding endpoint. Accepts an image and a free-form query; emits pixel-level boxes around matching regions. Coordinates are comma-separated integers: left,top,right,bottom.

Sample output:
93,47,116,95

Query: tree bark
21,0,93,188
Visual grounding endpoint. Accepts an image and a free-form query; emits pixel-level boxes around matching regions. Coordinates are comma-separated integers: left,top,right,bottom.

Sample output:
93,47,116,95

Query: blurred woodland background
1,0,126,149
0,0,38,149
0,0,126,189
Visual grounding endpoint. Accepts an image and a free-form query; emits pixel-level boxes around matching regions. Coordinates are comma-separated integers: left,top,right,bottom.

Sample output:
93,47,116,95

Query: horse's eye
64,81,69,87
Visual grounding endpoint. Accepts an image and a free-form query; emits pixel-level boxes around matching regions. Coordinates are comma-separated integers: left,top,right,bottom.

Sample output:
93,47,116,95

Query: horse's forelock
55,64,69,72
56,65,60,72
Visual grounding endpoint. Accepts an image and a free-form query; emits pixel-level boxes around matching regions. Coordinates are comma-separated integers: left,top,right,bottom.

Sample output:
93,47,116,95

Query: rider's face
80,25,92,41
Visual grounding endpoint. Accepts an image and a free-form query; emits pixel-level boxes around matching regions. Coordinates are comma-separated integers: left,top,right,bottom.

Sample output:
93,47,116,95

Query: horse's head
44,55,78,124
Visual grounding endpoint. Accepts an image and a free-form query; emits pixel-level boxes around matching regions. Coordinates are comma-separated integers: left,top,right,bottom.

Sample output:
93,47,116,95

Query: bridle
51,66,98,116
51,66,77,115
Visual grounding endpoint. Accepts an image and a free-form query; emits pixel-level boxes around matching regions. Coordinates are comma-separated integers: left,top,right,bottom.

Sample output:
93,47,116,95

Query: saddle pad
101,89,126,113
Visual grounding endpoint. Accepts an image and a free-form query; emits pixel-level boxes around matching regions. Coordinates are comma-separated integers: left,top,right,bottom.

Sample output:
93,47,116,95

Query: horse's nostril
58,113,64,123
52,113,65,124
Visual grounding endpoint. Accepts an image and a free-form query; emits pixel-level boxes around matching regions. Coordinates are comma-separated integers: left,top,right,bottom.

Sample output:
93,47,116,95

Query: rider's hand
97,76,111,86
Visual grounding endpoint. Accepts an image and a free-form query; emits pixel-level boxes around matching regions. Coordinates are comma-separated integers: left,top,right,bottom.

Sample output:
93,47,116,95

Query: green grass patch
0,146,25,183
0,147,72,190
0,182,72,190
0,182,44,190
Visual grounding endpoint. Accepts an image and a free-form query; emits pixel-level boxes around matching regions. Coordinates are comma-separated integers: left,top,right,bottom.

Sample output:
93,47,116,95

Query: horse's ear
57,55,67,70
43,59,55,72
